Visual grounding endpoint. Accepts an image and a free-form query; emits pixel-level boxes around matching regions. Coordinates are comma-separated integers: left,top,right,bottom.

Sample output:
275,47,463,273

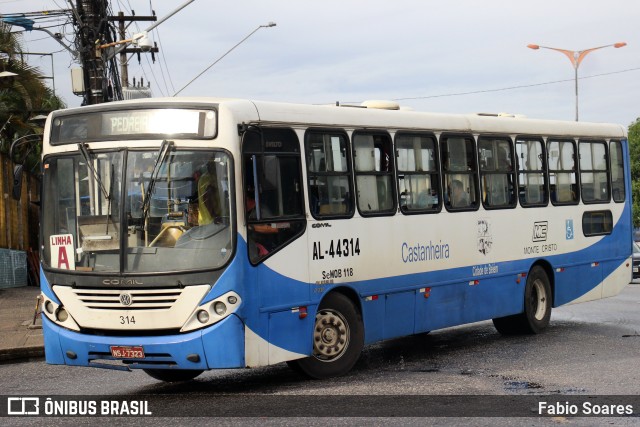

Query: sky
3,0,640,126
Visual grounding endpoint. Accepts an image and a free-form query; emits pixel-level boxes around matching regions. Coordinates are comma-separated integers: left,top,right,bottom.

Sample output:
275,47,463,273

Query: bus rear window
50,108,217,144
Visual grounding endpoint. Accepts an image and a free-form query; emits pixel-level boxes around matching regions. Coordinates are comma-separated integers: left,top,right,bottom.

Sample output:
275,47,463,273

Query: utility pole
73,0,111,105
72,1,157,104
69,0,194,104
109,11,158,90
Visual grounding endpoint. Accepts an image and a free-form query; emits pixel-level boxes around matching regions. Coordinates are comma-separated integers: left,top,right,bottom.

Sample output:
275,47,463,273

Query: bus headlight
181,291,241,333
197,309,210,324
56,307,69,322
213,302,227,316
40,293,80,332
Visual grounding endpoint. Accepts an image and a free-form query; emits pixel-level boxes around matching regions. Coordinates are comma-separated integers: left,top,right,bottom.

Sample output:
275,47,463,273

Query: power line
153,26,175,94
392,67,640,101
149,0,175,94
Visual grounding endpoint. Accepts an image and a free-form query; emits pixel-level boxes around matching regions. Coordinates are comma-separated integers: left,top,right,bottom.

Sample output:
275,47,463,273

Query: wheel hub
532,279,547,321
313,309,350,361
322,328,337,343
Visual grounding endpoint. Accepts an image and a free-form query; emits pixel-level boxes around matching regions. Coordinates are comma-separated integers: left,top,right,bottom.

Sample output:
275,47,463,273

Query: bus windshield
42,148,233,273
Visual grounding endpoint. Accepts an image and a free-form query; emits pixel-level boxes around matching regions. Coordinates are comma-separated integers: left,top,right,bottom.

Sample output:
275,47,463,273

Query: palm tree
0,22,66,169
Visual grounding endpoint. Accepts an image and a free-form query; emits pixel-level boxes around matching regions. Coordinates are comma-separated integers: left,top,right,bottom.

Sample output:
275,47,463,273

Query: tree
0,23,66,171
629,118,640,228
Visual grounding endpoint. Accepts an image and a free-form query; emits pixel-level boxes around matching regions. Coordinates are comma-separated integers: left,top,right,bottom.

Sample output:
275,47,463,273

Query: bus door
241,127,306,265
241,126,310,361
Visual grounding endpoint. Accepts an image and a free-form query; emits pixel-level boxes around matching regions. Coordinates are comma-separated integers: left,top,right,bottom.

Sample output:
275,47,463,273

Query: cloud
9,0,640,124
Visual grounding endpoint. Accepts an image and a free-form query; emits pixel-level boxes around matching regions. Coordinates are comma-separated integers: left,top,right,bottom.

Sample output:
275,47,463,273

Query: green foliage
0,23,66,172
629,118,640,228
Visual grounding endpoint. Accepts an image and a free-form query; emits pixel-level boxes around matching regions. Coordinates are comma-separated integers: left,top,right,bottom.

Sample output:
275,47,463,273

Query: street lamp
1,17,79,60
0,71,18,87
97,31,154,51
527,42,626,121
173,22,277,96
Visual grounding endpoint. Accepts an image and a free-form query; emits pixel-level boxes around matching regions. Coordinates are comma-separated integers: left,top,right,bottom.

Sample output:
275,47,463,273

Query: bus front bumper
42,315,245,371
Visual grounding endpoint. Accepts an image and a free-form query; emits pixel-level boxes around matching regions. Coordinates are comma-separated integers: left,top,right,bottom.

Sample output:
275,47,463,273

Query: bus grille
53,284,211,330
69,288,182,310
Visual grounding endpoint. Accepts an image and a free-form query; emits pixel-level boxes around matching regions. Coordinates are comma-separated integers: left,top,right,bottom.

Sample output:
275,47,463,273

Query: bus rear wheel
289,292,364,379
493,266,552,335
143,369,203,382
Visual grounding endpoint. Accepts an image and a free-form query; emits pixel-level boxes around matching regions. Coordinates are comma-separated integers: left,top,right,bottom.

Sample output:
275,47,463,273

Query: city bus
37,97,632,381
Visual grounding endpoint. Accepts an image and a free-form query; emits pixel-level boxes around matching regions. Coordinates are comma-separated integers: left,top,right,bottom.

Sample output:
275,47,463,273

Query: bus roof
48,97,627,140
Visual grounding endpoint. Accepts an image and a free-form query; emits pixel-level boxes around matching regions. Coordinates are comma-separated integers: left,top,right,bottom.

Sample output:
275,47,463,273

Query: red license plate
110,345,145,359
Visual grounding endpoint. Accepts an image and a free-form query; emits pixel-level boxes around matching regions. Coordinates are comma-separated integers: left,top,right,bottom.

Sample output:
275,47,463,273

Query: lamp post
0,71,18,87
527,42,626,121
1,17,79,60
173,22,277,96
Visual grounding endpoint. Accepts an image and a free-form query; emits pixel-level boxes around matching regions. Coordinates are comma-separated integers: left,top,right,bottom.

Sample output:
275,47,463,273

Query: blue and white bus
38,98,632,381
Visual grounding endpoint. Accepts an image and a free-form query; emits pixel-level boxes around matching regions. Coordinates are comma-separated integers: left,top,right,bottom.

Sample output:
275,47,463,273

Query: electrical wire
5,1,175,99
151,1,176,94
391,67,640,102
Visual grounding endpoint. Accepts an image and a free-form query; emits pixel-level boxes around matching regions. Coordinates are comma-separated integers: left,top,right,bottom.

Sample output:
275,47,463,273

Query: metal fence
0,248,27,288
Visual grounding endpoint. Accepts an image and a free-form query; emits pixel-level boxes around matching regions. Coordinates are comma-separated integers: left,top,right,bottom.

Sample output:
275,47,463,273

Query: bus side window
610,140,625,202
579,140,610,204
548,140,579,205
243,128,306,264
441,135,478,211
516,137,548,207
305,130,354,218
396,132,440,214
478,136,516,209
353,132,396,216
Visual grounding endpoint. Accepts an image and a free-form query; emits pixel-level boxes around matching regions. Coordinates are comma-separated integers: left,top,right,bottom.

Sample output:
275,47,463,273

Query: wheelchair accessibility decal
566,219,574,240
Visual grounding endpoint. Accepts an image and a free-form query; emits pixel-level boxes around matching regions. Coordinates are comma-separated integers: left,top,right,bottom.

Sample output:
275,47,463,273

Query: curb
0,346,44,363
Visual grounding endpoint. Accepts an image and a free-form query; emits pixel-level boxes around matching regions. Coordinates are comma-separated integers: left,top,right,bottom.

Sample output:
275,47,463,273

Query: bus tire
290,292,364,379
143,369,203,382
493,266,552,335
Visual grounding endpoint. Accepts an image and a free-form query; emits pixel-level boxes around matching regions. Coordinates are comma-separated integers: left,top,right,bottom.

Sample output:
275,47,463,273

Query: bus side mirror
12,164,23,200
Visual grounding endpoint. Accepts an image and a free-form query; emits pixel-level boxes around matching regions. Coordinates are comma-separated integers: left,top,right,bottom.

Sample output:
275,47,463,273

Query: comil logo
532,221,548,242
7,397,39,415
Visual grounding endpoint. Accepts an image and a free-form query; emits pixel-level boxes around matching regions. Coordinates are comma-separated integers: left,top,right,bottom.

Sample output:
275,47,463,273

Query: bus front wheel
289,292,364,379
143,369,203,382
493,266,552,335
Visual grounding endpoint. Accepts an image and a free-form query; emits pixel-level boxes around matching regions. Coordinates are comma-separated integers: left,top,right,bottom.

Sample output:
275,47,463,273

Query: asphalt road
2,284,640,426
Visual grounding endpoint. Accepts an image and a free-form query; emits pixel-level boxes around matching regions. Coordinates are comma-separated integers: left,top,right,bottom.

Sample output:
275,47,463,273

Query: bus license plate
110,345,145,359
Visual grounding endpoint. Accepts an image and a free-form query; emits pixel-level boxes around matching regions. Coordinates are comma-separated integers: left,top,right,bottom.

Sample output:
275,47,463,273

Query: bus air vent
70,288,183,310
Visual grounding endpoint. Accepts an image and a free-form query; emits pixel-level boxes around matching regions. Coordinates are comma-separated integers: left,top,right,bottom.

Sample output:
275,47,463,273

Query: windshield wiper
141,139,173,220
78,143,113,234
78,143,110,201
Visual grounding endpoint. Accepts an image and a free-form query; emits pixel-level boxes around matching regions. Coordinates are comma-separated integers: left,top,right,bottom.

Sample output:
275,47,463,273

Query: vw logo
119,293,133,306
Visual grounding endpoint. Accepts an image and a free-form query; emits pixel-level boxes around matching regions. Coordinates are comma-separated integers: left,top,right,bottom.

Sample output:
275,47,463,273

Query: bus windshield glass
42,149,233,273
